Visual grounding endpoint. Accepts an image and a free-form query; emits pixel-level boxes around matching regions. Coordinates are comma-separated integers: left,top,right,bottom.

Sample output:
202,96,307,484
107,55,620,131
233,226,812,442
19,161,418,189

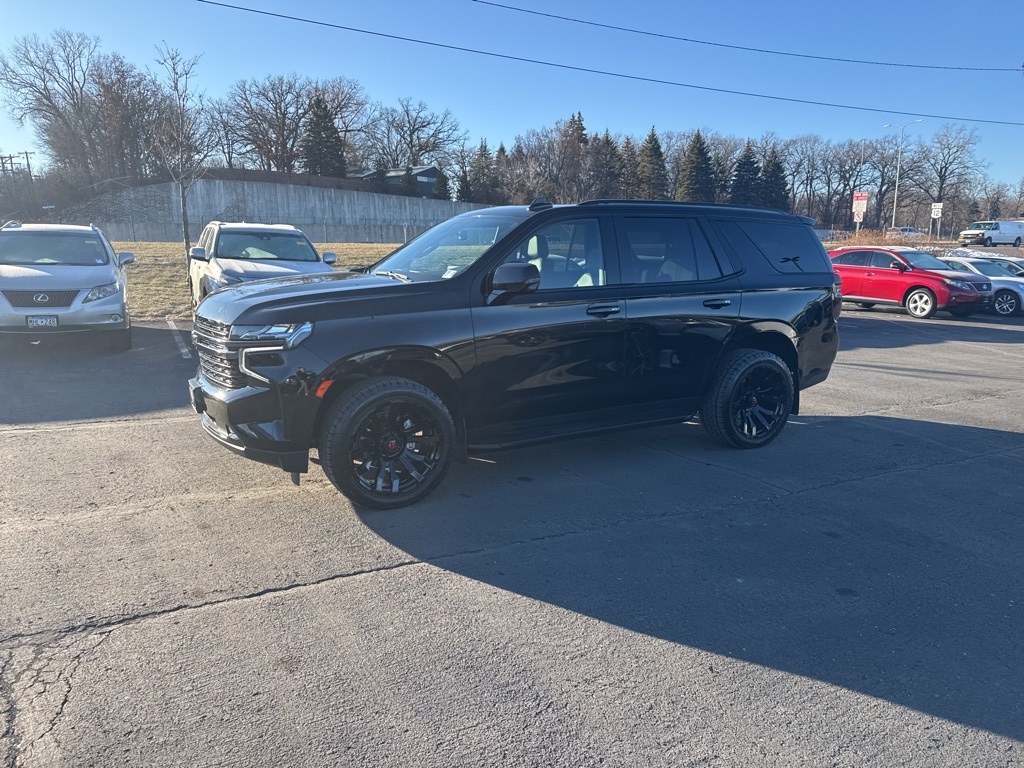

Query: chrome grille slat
193,315,245,389
2,289,79,308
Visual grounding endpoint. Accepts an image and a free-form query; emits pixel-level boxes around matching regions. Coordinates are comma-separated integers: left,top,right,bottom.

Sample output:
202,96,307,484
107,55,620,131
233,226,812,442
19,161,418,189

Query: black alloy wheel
319,377,454,508
700,349,794,449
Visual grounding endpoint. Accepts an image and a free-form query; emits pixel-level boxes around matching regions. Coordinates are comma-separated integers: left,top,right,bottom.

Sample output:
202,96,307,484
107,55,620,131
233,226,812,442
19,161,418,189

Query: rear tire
318,376,455,509
1014,237,1022,248
700,349,794,449
905,288,936,319
856,302,876,309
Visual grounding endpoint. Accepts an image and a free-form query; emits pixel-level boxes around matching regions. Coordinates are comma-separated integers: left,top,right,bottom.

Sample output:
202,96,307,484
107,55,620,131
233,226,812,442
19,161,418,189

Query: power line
473,0,1023,74
195,0,1024,127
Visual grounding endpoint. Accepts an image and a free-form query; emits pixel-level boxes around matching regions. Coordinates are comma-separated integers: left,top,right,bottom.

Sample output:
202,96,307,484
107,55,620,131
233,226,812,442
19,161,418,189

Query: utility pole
20,151,34,183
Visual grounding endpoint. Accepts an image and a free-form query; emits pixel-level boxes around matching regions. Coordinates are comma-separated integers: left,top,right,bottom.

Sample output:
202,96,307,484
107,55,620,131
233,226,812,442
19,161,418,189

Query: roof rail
1,220,23,229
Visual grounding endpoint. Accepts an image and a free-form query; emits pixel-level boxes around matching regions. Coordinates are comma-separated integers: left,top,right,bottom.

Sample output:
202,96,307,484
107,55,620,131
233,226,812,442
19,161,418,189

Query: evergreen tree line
1,29,1022,237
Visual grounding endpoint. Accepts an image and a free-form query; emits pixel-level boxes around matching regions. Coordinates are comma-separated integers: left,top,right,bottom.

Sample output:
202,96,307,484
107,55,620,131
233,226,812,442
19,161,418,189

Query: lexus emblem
33,293,49,304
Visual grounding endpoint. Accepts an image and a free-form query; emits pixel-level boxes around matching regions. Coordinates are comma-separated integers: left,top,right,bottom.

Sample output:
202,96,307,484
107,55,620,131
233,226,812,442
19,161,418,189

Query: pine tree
759,148,790,212
636,127,669,201
619,137,640,199
298,94,346,178
469,140,499,203
729,141,761,206
588,130,622,199
675,130,715,203
400,166,418,197
432,171,451,200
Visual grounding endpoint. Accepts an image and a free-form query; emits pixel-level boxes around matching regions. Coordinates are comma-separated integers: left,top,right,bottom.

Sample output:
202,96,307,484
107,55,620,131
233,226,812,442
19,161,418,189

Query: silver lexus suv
0,221,135,350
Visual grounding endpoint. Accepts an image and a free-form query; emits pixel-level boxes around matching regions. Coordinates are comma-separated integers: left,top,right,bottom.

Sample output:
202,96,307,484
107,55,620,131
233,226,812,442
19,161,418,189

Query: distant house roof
347,165,441,180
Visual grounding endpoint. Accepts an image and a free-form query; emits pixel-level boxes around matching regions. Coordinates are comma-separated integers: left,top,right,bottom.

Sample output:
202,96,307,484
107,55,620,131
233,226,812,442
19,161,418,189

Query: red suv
828,246,994,318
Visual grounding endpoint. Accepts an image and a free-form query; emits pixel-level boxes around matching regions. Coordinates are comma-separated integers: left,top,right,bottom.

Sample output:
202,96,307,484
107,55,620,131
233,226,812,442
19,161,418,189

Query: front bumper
958,237,985,245
0,294,129,334
189,374,312,473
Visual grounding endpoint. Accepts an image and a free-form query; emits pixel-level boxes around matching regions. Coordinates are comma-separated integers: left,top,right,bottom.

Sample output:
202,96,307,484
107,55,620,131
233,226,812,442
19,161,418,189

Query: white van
958,220,1024,247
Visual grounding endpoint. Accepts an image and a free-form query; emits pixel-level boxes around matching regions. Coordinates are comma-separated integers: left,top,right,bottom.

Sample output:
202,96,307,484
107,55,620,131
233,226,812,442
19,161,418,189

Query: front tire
318,377,455,509
993,289,1020,317
107,326,132,352
905,288,936,318
984,236,993,247
700,349,794,449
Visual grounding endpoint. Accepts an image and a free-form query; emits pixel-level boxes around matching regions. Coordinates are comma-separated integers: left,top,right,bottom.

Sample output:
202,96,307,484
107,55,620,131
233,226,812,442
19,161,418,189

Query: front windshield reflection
371,213,528,282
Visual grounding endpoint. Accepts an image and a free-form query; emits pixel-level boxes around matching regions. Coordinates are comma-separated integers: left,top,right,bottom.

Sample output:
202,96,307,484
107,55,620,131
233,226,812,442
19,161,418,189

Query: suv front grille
969,281,991,292
192,316,247,389
2,289,79,308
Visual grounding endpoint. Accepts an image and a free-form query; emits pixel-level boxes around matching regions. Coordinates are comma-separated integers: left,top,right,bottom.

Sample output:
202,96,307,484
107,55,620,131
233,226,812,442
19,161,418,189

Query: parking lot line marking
167,320,193,359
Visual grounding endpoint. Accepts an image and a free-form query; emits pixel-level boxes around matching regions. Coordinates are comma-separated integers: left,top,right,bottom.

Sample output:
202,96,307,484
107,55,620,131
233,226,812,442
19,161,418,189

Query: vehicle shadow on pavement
0,324,195,425
838,309,1024,352
359,415,1024,740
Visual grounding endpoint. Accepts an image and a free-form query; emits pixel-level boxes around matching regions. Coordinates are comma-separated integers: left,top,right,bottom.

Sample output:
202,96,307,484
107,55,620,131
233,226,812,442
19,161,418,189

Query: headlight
229,322,313,348
83,282,120,303
945,279,972,290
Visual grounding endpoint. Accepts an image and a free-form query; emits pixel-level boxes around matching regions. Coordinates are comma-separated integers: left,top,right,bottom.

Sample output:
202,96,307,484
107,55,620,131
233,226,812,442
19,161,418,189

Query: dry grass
113,241,400,321
821,229,957,248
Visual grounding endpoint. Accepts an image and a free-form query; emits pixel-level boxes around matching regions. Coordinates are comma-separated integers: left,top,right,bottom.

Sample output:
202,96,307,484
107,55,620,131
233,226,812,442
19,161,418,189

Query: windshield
900,250,953,271
0,232,111,266
967,222,995,230
371,212,528,281
970,261,1015,277
214,232,319,262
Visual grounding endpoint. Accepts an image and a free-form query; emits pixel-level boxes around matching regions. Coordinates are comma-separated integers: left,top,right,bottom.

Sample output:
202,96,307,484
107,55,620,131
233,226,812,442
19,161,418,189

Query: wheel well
313,358,464,446
723,332,798,384
902,285,934,305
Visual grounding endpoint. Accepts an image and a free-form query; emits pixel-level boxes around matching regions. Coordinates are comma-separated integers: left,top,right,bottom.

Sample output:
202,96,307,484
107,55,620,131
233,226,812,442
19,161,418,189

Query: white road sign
931,202,944,219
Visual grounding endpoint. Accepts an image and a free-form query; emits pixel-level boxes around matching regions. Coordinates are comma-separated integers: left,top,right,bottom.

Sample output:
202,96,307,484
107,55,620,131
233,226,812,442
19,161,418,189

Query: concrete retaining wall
89,179,486,243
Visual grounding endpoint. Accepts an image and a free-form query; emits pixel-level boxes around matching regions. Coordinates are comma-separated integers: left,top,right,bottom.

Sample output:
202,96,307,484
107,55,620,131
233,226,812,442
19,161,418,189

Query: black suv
189,200,840,508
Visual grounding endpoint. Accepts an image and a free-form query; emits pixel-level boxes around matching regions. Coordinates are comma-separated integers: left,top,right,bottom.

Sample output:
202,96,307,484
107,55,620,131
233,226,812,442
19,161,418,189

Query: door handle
587,303,621,317
702,299,732,309
864,271,875,276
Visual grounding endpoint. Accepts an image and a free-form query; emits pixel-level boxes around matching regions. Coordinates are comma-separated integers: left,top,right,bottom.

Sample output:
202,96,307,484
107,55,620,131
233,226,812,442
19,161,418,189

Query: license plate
27,315,58,328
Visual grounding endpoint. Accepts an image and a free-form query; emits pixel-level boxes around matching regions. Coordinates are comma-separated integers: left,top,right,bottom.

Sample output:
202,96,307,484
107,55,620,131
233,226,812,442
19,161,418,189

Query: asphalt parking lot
1,310,1022,767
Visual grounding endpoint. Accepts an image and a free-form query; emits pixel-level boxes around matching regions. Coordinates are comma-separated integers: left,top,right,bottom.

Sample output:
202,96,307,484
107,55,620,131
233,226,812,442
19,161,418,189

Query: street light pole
884,119,923,230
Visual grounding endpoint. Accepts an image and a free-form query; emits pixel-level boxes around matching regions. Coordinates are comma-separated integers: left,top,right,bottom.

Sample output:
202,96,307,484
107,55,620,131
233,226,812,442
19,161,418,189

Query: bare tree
364,97,464,169
152,44,213,254
907,124,982,209
0,29,103,182
227,74,313,172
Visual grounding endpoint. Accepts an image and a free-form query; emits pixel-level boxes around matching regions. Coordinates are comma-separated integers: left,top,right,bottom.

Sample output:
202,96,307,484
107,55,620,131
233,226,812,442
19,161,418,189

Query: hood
0,263,116,289
214,257,334,280
197,270,425,325
933,269,993,290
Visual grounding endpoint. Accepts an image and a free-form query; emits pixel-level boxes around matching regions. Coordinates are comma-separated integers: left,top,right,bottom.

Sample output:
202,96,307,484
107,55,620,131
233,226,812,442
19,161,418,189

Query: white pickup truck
958,220,1024,247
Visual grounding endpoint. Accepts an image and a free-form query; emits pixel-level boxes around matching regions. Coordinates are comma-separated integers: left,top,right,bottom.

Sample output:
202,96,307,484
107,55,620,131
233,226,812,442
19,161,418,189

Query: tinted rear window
716,221,833,274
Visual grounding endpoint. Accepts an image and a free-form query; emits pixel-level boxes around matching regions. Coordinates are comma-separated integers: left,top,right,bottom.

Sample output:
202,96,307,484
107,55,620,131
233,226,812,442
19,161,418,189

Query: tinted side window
621,217,726,284
502,218,608,290
869,252,899,268
717,221,832,273
835,251,871,267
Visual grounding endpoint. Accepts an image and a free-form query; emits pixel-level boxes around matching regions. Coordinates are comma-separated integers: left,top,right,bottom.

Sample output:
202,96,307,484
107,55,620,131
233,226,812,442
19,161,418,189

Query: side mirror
491,262,541,295
117,252,135,266
895,261,909,271
189,246,208,262
322,252,337,264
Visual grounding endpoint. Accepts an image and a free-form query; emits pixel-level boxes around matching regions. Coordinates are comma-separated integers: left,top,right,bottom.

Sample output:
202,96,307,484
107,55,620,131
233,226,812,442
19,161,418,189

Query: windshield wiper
375,270,411,283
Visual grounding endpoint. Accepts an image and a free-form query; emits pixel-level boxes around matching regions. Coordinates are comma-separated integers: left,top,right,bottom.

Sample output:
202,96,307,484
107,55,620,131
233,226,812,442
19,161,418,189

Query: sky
1,0,1022,185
